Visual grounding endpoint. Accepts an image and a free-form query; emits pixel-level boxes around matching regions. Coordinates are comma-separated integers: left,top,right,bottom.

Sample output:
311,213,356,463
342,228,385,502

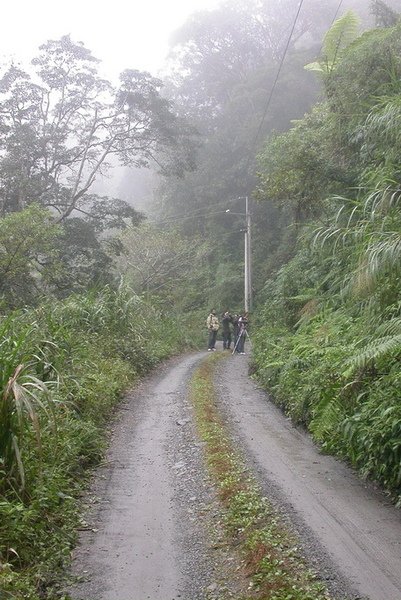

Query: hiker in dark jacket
232,314,239,347
221,311,233,350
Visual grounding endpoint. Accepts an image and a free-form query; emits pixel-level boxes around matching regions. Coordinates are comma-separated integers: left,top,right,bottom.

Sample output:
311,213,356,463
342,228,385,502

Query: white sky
0,0,221,78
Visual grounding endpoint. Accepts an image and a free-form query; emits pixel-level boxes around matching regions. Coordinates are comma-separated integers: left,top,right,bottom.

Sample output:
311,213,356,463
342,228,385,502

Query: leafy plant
305,11,360,74
0,285,193,598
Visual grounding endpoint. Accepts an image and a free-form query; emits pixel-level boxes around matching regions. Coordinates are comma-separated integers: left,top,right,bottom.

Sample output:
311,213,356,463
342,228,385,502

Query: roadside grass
190,354,333,600
0,286,195,600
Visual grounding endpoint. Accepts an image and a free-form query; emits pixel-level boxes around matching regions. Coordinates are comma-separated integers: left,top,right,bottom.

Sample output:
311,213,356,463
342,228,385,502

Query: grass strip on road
190,353,334,600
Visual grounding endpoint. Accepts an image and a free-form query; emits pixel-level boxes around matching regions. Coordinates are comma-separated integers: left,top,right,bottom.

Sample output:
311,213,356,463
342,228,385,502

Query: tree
370,0,400,27
0,205,61,307
255,103,357,220
305,11,360,75
0,36,196,222
113,223,209,309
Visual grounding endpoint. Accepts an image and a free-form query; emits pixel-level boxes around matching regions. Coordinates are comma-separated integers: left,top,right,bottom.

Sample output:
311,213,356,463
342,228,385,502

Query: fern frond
346,334,401,369
376,317,401,337
305,11,359,74
310,394,343,441
323,10,360,71
365,232,401,278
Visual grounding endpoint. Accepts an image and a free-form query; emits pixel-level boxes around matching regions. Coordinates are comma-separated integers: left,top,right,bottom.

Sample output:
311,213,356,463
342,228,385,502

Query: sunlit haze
0,0,221,77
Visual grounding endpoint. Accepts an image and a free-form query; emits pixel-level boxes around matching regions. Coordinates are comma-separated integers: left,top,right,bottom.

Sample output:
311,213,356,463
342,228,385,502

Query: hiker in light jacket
206,309,219,351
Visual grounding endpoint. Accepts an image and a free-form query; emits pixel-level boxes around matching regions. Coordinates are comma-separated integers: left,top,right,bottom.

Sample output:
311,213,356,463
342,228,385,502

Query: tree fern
310,392,344,441
305,11,360,75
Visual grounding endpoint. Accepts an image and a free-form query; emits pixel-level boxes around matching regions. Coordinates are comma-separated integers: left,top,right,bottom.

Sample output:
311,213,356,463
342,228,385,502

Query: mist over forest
1,1,401,597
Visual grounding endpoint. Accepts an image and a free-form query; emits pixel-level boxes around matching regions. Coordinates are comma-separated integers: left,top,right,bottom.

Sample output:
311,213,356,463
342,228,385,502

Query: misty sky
0,0,220,77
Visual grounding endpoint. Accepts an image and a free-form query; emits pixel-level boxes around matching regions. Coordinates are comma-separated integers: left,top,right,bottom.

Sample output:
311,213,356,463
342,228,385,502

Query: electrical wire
155,0,346,224
152,209,234,225
245,0,345,172
246,0,306,166
331,0,345,24
151,196,247,225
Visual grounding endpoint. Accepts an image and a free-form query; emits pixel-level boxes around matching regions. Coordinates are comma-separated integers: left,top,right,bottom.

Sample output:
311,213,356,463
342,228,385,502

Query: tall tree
166,0,342,121
0,36,196,222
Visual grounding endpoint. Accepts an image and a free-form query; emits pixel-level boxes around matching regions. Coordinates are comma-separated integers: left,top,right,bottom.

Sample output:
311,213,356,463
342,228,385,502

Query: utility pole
244,195,252,313
226,197,252,312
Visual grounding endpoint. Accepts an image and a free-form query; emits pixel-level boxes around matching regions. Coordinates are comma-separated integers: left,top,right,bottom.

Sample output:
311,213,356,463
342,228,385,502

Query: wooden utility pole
244,195,252,313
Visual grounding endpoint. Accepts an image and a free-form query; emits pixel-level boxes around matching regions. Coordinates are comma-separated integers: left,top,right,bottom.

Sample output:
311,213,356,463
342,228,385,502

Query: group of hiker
206,309,249,354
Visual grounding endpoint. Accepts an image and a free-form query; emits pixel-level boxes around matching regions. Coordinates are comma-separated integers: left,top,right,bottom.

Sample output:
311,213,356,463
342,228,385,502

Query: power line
331,0,345,24
152,209,232,225
151,196,246,225
246,0,306,166
245,0,345,172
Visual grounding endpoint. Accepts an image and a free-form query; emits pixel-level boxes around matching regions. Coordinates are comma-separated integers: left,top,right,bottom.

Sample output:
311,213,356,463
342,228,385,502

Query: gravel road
69,347,401,600
216,354,401,600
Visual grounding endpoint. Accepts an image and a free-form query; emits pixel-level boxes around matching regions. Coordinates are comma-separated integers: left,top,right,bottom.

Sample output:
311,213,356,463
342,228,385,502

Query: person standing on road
206,308,219,351
221,310,233,350
232,313,239,348
235,312,249,354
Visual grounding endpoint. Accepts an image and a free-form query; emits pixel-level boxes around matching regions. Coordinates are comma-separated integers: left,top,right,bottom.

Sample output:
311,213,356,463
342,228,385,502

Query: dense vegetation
1,0,401,597
253,9,401,503
0,286,194,596
0,35,196,599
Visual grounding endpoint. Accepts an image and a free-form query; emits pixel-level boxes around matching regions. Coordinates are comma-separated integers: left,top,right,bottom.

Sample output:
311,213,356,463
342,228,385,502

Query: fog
1,5,399,238
0,0,220,77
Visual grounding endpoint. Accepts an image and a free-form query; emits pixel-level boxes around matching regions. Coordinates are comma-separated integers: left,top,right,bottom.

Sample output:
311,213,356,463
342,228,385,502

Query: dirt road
69,348,401,600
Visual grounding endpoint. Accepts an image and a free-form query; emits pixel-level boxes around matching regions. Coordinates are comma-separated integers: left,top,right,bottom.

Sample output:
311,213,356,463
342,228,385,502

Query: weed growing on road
191,354,334,600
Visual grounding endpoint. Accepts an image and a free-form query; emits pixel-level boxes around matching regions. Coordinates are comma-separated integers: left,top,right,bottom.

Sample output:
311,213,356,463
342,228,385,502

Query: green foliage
0,285,190,598
340,371,401,498
305,11,360,74
256,104,353,220
0,36,195,221
0,205,62,308
254,17,401,504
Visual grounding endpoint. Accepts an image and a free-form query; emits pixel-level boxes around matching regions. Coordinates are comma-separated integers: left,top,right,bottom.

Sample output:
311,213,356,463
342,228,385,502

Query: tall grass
0,284,190,598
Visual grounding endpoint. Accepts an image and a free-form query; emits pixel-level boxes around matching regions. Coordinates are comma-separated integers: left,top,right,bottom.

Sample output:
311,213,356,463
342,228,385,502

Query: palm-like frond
305,11,360,74
0,363,54,492
346,333,401,370
365,95,401,143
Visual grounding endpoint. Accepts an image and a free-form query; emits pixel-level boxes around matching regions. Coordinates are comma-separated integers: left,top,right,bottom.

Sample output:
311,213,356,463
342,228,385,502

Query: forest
1,0,401,597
